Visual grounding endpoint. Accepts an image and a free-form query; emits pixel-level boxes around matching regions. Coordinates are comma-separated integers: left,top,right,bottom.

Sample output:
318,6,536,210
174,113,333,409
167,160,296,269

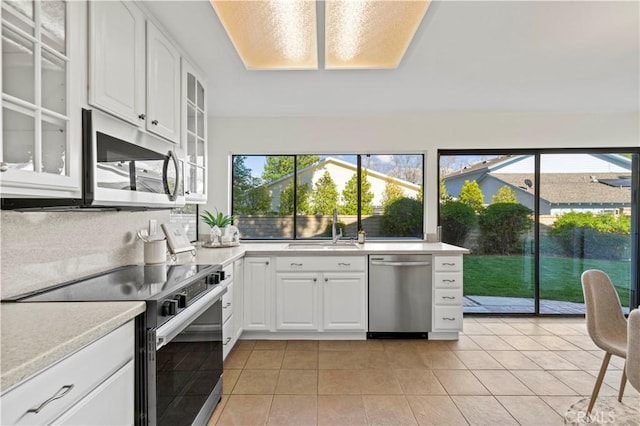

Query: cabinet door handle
27,384,74,414
442,317,456,321
223,336,232,345
291,263,303,267
152,119,159,126
138,113,146,120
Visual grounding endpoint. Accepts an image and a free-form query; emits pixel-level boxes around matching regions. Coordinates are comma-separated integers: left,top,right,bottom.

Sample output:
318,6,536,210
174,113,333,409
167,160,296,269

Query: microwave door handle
129,161,137,190
163,150,180,202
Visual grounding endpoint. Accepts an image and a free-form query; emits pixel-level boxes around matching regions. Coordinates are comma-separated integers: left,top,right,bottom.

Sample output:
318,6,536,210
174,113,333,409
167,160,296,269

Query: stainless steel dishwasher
368,254,432,338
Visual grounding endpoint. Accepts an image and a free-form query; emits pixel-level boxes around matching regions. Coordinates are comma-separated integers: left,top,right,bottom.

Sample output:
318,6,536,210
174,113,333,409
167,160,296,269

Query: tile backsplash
0,210,169,299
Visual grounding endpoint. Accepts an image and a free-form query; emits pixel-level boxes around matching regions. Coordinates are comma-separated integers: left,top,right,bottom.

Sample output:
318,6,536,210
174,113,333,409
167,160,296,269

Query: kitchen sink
286,242,362,250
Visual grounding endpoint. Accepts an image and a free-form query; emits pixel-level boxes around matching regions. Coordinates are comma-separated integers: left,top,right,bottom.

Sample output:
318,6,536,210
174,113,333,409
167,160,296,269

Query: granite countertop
0,301,145,393
174,241,469,266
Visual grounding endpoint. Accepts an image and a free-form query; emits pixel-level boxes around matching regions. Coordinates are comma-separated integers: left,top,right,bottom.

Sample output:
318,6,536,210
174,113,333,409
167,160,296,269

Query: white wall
205,112,639,238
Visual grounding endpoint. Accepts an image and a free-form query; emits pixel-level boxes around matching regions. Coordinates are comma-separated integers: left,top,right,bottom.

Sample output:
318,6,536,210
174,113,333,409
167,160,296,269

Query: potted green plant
200,209,235,245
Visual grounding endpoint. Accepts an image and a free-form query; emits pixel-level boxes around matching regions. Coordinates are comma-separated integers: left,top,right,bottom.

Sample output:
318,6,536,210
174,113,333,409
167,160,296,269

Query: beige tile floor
208,316,640,425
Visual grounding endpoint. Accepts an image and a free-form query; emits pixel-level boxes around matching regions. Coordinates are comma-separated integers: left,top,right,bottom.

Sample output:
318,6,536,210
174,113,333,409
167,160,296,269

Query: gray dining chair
581,269,628,415
627,308,640,393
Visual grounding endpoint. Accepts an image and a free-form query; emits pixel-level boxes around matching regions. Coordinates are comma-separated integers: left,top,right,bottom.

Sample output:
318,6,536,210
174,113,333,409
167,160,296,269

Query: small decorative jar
358,230,366,244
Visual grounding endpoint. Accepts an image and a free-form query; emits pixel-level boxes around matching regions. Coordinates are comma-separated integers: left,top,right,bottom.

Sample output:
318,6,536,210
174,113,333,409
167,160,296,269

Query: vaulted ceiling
145,1,639,117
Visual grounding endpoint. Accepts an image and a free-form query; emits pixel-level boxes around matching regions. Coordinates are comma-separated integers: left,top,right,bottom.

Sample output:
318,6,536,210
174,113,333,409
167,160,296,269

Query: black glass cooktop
14,264,218,302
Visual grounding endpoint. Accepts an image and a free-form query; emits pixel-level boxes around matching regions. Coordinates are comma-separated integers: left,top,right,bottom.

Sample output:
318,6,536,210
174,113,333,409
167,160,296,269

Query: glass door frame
438,147,640,315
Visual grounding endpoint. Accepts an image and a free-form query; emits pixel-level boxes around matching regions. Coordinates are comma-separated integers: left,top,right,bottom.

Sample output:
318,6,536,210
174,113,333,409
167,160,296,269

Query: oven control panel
160,271,222,317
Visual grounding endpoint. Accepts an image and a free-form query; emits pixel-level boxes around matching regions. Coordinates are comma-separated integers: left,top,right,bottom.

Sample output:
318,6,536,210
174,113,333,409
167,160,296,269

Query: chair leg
618,361,627,402
587,352,611,415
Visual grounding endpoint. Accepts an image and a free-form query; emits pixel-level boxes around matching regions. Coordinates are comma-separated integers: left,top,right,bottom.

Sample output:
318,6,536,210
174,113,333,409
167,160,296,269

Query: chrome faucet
332,208,342,243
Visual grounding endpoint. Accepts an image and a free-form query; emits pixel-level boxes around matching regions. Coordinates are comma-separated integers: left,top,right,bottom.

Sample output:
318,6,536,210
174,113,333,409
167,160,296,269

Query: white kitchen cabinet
1,0,83,199
432,255,464,333
146,21,181,143
88,0,145,128
0,321,135,425
180,59,207,202
222,263,235,359
274,256,367,333
243,256,273,331
88,1,181,145
276,273,319,330
233,259,244,341
322,272,367,331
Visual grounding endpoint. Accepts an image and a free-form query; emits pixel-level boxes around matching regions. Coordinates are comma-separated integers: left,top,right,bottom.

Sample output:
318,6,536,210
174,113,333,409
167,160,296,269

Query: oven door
149,289,225,426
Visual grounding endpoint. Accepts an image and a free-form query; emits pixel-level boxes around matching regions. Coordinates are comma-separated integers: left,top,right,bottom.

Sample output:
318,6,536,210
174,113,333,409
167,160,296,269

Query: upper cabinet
88,0,145,127
146,22,181,143
181,59,207,202
1,0,82,198
88,1,181,145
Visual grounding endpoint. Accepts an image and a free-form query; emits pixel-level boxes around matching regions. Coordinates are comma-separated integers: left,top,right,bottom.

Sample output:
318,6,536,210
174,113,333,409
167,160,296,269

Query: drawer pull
338,262,351,267
223,337,232,345
442,279,456,283
442,296,456,300
27,384,74,414
291,263,303,267
223,302,231,309
442,262,456,266
442,317,457,321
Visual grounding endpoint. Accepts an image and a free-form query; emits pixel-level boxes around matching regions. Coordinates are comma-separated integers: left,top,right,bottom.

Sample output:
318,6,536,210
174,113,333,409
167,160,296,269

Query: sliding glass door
439,150,638,315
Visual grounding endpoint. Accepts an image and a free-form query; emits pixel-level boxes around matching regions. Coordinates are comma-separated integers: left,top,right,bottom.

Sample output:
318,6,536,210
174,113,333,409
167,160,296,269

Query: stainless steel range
12,263,227,426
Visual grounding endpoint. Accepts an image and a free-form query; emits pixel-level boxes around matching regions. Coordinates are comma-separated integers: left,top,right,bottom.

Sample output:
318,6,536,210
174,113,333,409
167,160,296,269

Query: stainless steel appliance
11,264,226,426
1,109,185,210
368,254,432,338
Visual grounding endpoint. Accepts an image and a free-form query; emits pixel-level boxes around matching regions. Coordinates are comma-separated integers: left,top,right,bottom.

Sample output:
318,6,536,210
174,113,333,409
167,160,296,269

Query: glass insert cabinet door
1,0,81,198
181,59,207,203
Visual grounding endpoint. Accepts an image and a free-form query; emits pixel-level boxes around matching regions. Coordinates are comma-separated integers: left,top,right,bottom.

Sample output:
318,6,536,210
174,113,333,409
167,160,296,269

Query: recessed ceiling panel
211,0,318,70
325,0,430,69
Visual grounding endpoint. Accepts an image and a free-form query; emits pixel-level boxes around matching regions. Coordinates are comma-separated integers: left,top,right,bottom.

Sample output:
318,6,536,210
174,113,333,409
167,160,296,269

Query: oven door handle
155,286,227,350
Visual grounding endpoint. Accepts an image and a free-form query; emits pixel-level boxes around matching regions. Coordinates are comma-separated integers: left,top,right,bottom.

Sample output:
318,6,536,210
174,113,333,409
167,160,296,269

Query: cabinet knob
313,278,317,282
152,119,159,126
265,261,269,265
325,278,328,282
138,114,146,120
0,162,7,172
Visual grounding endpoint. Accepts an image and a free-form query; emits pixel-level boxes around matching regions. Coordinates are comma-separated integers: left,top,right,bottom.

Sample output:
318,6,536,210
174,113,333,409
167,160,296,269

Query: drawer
222,314,235,360
275,256,365,272
434,256,463,272
222,263,234,281
433,306,463,331
434,272,462,289
1,321,134,425
434,289,463,306
222,280,234,324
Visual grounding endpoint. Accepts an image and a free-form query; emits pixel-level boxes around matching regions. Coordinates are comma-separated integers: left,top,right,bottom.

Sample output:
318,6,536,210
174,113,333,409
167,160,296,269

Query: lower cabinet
243,256,273,331
274,256,367,333
432,255,464,334
1,320,135,425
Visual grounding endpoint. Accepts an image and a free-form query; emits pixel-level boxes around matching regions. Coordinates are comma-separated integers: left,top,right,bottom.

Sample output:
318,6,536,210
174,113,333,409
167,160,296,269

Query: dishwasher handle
370,260,431,267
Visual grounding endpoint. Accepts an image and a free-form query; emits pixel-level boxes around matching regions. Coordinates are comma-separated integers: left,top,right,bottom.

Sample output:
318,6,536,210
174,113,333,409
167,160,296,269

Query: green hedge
380,197,423,237
548,212,631,261
440,201,476,246
478,203,533,255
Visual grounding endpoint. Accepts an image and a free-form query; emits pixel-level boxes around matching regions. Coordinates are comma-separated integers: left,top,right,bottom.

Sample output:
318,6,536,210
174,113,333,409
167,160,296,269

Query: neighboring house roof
266,157,421,192
491,173,631,205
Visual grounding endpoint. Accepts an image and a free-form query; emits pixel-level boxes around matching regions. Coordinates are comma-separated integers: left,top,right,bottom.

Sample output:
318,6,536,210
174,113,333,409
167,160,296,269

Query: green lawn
464,255,632,306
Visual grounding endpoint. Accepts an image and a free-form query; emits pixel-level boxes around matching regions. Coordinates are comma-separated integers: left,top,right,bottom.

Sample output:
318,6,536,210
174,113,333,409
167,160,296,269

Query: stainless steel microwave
82,108,184,209
1,109,184,210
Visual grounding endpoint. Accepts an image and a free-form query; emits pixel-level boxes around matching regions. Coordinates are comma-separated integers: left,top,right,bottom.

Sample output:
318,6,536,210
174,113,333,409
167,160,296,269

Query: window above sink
231,154,424,241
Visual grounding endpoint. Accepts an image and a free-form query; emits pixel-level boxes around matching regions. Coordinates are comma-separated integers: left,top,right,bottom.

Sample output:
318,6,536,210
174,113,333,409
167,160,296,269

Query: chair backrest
581,269,627,351
628,309,640,392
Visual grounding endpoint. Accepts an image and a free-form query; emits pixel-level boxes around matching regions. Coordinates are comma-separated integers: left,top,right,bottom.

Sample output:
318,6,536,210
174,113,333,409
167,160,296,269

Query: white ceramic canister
144,239,167,264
